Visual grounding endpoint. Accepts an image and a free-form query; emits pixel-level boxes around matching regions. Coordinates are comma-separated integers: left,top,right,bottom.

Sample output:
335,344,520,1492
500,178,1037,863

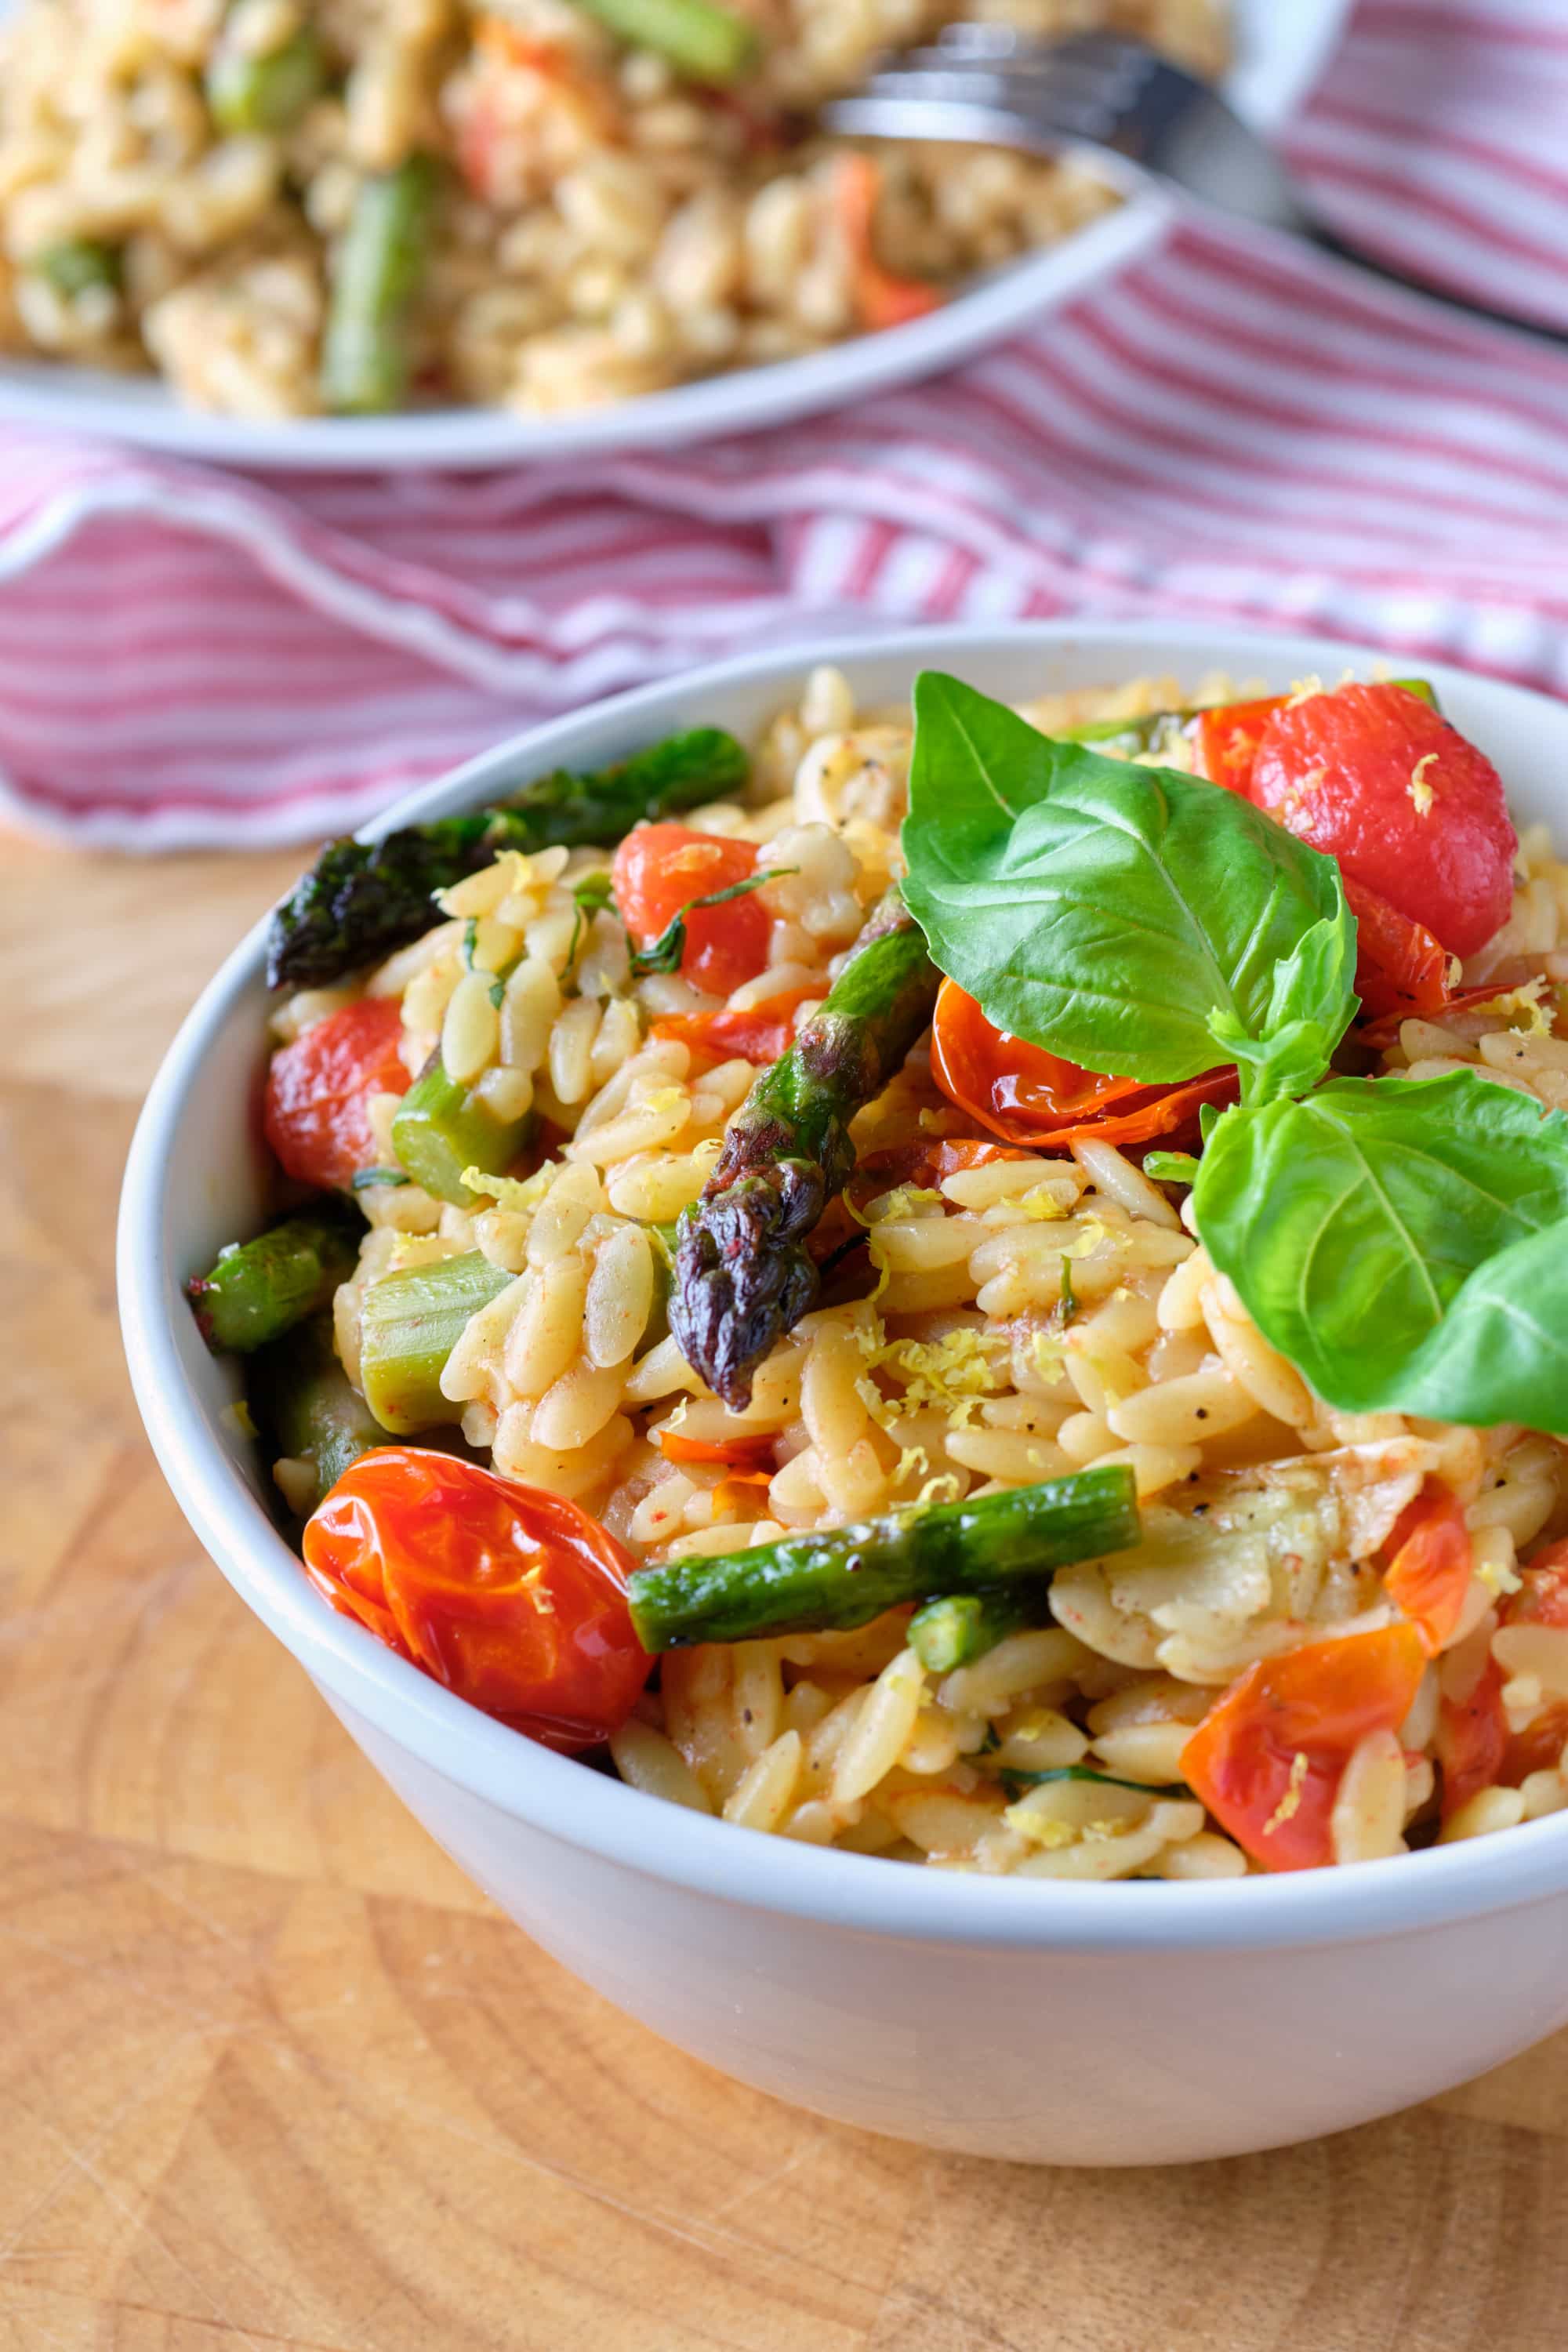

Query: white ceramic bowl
120,622,1568,2166
0,0,1350,470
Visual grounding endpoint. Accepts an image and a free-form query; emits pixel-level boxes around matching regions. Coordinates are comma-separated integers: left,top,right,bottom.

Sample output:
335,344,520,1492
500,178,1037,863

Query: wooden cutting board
3,834,1566,2352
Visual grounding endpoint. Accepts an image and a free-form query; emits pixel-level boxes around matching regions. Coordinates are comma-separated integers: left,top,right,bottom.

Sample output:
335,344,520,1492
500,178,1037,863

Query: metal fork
823,26,1566,347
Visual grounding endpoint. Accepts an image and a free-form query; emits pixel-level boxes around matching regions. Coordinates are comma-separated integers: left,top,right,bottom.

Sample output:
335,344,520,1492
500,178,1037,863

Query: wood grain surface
3,833,1566,2352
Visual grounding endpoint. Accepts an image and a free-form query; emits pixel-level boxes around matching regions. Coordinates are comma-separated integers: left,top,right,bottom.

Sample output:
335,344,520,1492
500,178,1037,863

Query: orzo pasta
192,655,1568,1879
0,0,1224,418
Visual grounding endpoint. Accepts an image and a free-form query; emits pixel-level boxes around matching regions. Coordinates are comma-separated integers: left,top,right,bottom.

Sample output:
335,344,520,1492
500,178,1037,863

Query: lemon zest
1408,752,1438,816
1263,1750,1311,1837
1004,1806,1076,1849
459,1162,555,1214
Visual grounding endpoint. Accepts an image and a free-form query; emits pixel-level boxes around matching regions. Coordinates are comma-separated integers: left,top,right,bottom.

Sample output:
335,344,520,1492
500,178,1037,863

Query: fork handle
1295,219,1568,351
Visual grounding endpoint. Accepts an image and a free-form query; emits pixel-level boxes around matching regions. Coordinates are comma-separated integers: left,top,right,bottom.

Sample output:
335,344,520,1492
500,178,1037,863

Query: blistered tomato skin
1249,684,1517,958
303,1449,651,1751
263,996,411,1191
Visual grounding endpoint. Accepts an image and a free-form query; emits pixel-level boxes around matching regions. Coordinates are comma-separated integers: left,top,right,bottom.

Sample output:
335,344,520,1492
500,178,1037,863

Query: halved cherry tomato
650,987,817,1066
836,154,943,332
1249,683,1517,957
263,996,411,1191
303,1449,650,1751
1343,877,1454,1025
1181,1624,1427,1871
657,1427,777,1471
611,822,770,998
1383,1484,1474,1656
930,978,1239,1151
1436,1654,1508,1822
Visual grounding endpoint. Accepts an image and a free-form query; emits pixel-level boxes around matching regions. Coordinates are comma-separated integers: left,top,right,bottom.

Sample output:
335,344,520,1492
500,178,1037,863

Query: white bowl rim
0,0,1351,471
119,617,1568,1954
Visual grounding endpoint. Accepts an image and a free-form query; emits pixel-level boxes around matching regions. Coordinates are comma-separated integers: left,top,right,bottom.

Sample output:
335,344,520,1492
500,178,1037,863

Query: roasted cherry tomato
263,996,411,1191
1383,1485,1474,1656
650,987,816,1065
1342,877,1454,1024
1181,1624,1427,1871
303,1449,650,1751
611,822,770,998
1194,692,1292,792
930,978,1238,1150
836,154,943,332
1248,683,1516,957
1436,1654,1508,1822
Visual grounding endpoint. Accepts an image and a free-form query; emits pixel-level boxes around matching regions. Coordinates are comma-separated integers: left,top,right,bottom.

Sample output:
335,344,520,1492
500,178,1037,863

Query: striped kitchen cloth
2,0,1567,848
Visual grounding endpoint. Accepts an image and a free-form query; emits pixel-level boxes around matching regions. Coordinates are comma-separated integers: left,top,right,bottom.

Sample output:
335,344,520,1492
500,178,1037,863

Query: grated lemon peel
1263,1750,1311,1837
1472,977,1551,1036
1004,1806,1076,1849
1408,752,1438,816
459,1163,555,1214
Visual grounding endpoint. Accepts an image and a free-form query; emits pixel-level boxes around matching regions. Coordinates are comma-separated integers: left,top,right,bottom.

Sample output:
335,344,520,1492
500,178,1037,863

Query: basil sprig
901,674,1356,1105
1194,1070,1568,1433
627,868,789,977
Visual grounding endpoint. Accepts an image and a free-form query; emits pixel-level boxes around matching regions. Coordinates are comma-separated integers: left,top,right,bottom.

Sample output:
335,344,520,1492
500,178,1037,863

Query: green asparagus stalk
205,24,327,133
627,1465,1139,1650
33,238,121,298
570,0,758,82
321,154,439,416
267,727,750,989
1065,677,1436,763
908,1588,1044,1675
358,1250,513,1432
670,887,939,1409
247,1313,391,1513
390,1053,534,1207
187,1207,361,1354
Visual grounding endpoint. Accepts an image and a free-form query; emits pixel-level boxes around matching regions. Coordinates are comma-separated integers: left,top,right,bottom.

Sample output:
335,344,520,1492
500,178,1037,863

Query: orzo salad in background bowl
0,0,1348,466
121,624,1568,2165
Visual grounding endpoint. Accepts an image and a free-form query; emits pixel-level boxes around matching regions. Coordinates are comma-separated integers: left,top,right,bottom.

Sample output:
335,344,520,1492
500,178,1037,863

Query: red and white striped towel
4,0,1567,848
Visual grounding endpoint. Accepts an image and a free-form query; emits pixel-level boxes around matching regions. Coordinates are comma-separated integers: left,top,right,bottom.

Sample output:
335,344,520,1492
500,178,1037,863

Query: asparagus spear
205,24,327,133
390,1052,534,1206
1065,678,1436,762
187,1207,361,1354
248,1313,390,1512
908,1588,1044,1675
670,888,939,1409
570,0,758,81
267,727,750,989
33,237,120,298
321,154,439,416
627,1465,1139,1650
358,1250,514,1432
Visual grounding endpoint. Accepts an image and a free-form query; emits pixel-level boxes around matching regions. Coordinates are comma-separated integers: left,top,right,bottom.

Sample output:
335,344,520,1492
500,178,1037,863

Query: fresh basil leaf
1144,1151,1200,1185
350,1165,410,1192
627,867,791,977
1193,1069,1568,1433
901,673,1356,1103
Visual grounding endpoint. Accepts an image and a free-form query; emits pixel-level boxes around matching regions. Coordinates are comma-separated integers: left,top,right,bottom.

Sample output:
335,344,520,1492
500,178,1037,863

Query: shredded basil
350,1166,411,1192
628,867,793,977
1143,1150,1200,1185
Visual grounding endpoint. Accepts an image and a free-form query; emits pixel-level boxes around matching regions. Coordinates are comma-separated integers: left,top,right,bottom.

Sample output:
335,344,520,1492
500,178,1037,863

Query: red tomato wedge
1436,1655,1508,1822
650,987,817,1065
930,978,1239,1151
657,1427,777,1471
263,996,411,1191
303,1450,650,1751
1383,1485,1474,1656
836,154,943,332
1182,1624,1427,1871
1248,682,1516,958
611,822,770,998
